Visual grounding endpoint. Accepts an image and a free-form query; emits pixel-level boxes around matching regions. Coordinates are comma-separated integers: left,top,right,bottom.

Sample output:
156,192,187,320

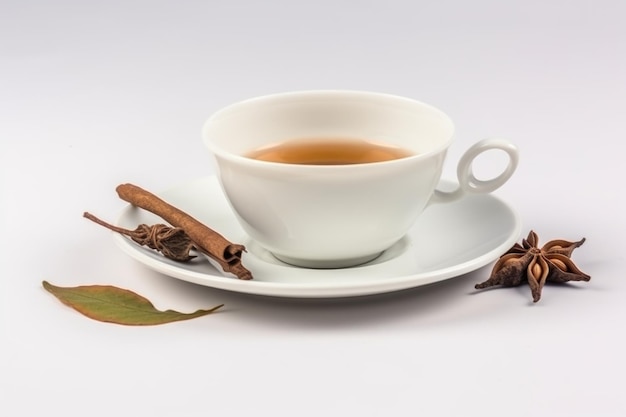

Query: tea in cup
203,90,518,268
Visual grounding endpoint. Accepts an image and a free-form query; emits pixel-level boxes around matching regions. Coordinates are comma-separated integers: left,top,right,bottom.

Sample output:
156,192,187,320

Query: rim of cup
202,90,456,170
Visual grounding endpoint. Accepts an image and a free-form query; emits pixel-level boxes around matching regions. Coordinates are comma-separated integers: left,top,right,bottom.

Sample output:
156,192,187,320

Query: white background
2,0,625,416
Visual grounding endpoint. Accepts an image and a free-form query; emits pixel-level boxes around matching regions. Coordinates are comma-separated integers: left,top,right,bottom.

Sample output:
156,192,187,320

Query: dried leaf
43,281,223,325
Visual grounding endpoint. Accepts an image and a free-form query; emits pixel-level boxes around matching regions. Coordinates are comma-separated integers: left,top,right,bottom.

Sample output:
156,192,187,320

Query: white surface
1,1,625,416
114,177,521,297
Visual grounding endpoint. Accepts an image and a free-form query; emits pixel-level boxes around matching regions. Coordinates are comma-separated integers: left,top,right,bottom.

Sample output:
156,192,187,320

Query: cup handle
429,138,519,205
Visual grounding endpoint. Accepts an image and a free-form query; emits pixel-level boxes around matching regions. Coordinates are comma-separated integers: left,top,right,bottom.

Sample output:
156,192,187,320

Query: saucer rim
112,176,522,298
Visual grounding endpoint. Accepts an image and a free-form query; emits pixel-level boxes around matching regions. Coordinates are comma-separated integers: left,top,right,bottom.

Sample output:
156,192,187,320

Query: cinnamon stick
116,183,253,280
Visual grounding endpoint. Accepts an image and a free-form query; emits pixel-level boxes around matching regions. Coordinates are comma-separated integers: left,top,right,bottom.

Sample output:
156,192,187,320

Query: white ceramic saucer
113,176,521,298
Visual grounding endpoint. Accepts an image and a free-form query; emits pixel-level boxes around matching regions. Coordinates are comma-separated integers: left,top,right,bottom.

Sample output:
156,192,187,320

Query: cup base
272,252,383,269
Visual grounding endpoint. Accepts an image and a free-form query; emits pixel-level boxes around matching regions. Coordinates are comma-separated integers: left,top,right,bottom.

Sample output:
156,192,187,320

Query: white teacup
203,90,518,268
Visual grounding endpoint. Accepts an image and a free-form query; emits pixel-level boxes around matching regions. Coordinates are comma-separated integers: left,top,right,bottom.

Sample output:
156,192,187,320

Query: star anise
475,230,590,302
83,212,196,262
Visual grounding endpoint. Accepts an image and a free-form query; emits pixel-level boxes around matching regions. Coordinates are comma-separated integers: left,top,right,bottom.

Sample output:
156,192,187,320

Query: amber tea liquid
246,138,413,165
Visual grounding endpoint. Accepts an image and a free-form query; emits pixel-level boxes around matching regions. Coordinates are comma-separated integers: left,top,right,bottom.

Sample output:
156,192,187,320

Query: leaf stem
83,212,134,237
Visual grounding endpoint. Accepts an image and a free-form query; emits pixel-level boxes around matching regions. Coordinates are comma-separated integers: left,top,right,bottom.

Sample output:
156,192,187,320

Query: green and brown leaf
43,281,223,325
